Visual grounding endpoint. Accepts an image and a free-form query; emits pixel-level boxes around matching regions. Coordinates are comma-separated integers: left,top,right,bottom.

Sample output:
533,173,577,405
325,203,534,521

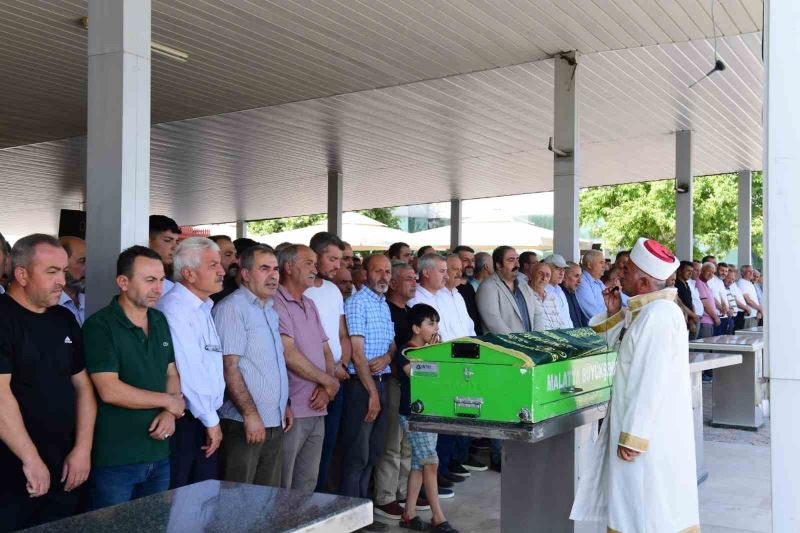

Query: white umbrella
258,212,413,251
407,216,596,252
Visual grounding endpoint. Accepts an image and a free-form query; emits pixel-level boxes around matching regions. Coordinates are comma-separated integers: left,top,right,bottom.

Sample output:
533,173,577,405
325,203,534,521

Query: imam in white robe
571,288,699,533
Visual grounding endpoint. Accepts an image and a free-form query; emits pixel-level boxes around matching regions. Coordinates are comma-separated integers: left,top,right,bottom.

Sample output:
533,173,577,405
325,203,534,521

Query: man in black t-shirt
0,234,96,532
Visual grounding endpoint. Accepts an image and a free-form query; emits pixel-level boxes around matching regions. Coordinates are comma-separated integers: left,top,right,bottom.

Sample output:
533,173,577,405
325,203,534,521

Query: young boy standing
396,304,458,533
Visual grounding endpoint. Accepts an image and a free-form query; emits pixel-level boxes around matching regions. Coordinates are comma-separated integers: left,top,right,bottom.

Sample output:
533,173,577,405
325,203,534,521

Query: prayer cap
629,237,680,281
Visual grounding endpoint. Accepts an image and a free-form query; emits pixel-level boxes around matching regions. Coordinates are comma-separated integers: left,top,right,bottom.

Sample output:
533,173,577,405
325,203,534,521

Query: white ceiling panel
0,0,763,147
0,32,763,236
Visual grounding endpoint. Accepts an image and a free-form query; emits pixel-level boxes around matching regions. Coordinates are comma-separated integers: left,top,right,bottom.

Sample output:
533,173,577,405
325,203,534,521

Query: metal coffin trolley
408,328,617,533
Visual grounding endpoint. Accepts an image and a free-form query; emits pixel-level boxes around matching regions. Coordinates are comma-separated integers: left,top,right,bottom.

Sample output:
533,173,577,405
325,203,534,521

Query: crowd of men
0,220,765,532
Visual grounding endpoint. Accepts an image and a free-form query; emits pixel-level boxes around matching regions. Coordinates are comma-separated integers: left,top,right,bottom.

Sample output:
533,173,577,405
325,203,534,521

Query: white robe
570,288,699,533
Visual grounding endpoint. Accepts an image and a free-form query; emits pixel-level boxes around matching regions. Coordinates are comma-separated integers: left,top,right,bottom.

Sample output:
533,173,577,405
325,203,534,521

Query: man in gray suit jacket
476,246,544,334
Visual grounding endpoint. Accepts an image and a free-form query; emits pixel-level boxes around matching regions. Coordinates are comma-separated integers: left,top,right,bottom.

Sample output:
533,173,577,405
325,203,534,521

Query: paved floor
377,382,772,532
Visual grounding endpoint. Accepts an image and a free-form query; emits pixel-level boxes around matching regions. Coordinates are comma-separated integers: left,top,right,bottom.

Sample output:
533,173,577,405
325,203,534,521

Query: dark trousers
316,386,344,492
339,376,389,498
219,419,283,487
169,415,218,489
0,487,80,533
733,311,746,332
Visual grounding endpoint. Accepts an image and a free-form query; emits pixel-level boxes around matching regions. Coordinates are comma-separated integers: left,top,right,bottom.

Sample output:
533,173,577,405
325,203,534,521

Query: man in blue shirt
575,250,607,321
340,254,396,532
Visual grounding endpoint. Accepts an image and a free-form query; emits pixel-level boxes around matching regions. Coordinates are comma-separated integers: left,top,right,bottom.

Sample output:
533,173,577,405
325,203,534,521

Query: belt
347,372,388,382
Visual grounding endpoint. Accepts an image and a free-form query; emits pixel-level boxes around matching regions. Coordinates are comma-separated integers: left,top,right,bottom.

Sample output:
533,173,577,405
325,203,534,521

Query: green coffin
406,328,617,424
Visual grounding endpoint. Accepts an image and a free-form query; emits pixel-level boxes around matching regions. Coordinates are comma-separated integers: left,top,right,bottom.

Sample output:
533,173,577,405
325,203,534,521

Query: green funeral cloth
474,327,608,366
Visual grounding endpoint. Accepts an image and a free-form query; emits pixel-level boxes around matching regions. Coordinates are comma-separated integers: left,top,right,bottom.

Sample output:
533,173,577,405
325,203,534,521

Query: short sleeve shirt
273,285,329,418
213,287,289,428
305,280,345,363
344,287,395,375
84,298,175,467
0,294,85,496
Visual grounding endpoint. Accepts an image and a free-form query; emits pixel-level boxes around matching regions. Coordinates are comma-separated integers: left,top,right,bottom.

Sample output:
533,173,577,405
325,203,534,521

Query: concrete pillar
553,51,580,262
235,220,247,239
675,130,694,260
738,170,752,267
450,199,462,250
85,0,151,316
327,169,343,237
765,2,800,531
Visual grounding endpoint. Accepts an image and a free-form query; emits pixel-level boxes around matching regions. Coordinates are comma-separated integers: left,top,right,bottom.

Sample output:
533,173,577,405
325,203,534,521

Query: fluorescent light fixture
79,17,189,63
150,42,189,62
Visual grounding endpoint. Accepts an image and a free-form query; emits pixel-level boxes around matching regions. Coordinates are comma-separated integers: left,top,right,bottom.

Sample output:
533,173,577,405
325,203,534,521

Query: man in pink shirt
695,263,721,339
273,245,339,493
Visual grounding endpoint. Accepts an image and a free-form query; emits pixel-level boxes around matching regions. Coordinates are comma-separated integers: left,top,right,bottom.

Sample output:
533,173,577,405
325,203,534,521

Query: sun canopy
406,216,595,253
257,212,413,252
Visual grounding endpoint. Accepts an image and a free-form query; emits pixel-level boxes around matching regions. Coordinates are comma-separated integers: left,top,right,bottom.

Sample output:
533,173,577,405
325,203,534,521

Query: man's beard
65,273,84,293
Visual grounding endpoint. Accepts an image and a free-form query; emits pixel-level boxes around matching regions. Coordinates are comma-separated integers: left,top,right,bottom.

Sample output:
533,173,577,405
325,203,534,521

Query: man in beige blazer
476,246,544,334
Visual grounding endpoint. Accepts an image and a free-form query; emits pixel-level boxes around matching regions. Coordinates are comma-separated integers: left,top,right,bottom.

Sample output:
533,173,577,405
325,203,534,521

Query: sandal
430,521,459,533
399,516,429,531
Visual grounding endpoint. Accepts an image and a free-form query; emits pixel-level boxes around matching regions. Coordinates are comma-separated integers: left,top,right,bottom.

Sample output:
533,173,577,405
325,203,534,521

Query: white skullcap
629,237,680,281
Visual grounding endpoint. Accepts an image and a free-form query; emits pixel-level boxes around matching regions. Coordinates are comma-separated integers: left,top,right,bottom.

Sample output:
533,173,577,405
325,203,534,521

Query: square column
327,169,343,237
675,130,693,260
553,51,580,262
765,1,800,531
738,170,752,266
236,220,247,239
450,198,462,250
85,0,151,315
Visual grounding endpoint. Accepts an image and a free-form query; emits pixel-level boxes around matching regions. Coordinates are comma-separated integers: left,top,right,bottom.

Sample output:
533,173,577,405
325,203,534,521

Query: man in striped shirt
212,245,292,487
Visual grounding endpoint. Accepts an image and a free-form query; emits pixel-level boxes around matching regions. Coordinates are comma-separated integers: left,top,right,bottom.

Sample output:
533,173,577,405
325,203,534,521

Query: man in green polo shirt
83,246,186,510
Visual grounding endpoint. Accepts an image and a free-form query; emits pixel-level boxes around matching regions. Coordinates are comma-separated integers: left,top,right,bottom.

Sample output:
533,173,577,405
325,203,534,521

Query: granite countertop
689,352,743,373
689,334,764,351
23,480,372,533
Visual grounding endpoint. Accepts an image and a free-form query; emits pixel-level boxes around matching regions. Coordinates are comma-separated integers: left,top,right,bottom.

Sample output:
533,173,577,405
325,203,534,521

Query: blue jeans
88,458,170,510
315,386,344,492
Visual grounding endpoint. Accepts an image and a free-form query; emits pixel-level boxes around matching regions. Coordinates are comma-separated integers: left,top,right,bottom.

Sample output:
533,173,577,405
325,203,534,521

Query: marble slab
690,334,764,352
690,352,743,373
23,480,372,533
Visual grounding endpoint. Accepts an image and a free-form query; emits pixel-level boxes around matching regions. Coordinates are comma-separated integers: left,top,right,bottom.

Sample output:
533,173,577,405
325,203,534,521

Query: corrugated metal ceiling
0,0,762,147
0,30,763,235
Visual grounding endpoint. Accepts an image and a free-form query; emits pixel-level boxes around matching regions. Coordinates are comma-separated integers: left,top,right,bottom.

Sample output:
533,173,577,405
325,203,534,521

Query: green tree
580,172,763,262
247,207,400,236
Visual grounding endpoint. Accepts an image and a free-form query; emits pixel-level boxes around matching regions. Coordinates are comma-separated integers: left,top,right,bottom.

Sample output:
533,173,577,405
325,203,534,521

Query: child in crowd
396,304,458,533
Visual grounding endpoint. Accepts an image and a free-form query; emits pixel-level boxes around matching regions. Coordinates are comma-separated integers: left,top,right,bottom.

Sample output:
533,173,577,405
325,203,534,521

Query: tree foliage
247,207,400,236
580,172,763,262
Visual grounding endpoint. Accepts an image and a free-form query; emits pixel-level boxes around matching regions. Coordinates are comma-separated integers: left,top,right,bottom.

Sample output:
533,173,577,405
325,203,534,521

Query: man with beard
0,234,96,531
342,254,396,532
148,215,182,296
83,246,184,509
375,262,419,519
305,233,352,492
571,238,698,533
334,266,354,301
209,235,239,304
452,246,482,335
58,237,86,326
388,242,413,264
342,242,355,271
156,238,226,488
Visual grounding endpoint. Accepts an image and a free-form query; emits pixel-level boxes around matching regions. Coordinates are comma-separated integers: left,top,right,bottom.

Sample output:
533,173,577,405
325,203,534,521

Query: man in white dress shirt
149,215,182,296
543,254,573,329
157,237,226,488
737,265,762,328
